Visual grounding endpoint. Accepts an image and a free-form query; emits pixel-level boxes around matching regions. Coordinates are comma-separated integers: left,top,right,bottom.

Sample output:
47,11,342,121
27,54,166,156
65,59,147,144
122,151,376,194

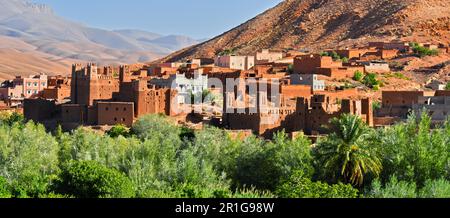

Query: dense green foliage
362,73,381,89
320,51,342,61
276,171,358,198
56,160,135,198
0,111,450,198
367,177,450,198
0,176,11,198
106,124,131,138
353,70,364,82
446,82,450,91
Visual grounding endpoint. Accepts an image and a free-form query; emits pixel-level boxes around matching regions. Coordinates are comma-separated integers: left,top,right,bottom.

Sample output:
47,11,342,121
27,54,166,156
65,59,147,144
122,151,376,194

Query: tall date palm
316,114,382,186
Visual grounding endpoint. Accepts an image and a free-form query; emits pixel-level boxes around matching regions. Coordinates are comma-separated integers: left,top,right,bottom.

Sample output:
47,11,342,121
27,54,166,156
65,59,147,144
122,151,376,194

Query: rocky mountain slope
0,0,202,79
160,0,450,62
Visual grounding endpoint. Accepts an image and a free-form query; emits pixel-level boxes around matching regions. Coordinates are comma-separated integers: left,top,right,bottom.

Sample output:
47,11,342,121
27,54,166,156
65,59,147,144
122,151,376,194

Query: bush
376,112,450,187
362,73,380,89
276,171,359,198
366,177,417,198
353,71,364,81
132,114,181,143
58,128,130,168
0,176,11,198
0,111,24,126
411,44,439,57
320,51,342,61
57,161,135,198
233,132,313,191
106,124,131,138
419,179,450,198
446,82,450,91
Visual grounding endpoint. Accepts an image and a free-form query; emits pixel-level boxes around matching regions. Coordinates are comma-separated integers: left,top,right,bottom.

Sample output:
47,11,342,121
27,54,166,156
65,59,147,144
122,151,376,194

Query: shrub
131,114,181,143
0,111,24,126
410,43,439,57
366,177,417,198
58,127,130,168
287,64,294,74
419,179,450,198
276,171,359,198
372,101,381,111
106,124,131,138
320,51,329,57
233,131,313,191
446,82,450,91
57,160,135,198
320,51,341,61
372,85,380,91
0,176,11,198
376,112,450,187
362,73,380,88
353,71,364,81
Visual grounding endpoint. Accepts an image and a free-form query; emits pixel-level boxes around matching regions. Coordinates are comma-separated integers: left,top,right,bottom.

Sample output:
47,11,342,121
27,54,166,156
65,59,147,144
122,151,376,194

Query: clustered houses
375,90,450,126
23,63,183,130
2,40,445,138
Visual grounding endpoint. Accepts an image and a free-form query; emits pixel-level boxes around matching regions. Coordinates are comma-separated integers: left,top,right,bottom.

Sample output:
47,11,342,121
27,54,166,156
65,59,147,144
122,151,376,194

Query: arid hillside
160,0,450,62
0,0,202,80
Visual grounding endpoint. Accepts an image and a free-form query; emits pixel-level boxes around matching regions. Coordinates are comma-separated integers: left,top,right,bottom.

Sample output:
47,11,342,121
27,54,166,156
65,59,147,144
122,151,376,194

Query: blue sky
33,0,283,39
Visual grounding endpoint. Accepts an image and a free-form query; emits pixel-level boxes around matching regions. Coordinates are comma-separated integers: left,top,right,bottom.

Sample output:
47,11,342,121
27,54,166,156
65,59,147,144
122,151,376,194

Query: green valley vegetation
1,110,450,198
362,73,382,90
409,42,439,57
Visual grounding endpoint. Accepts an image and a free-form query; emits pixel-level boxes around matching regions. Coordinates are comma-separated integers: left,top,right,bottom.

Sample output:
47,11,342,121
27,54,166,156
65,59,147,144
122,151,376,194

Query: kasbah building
0,40,447,139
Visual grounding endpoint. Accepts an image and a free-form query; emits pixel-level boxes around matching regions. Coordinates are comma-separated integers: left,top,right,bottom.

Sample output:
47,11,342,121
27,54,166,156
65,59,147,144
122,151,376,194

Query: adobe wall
61,104,87,124
280,85,312,99
294,54,336,74
24,99,57,122
132,80,178,117
382,91,424,107
42,85,70,101
435,90,450,97
97,102,134,127
374,116,402,126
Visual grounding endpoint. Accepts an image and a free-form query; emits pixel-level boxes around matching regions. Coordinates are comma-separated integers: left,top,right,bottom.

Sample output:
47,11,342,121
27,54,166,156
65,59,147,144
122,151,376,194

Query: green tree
276,171,358,198
419,179,450,198
131,114,181,143
0,176,11,198
58,128,130,169
0,111,24,126
234,131,313,191
56,160,135,198
376,112,450,187
0,121,59,197
314,114,382,186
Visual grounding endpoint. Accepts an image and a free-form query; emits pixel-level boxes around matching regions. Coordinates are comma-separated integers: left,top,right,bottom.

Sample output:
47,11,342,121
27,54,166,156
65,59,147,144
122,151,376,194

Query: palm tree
316,114,382,186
